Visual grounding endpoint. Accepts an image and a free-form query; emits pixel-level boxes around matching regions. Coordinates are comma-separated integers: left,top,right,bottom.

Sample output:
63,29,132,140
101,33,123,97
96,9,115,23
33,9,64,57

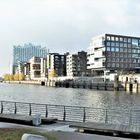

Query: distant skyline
0,0,140,76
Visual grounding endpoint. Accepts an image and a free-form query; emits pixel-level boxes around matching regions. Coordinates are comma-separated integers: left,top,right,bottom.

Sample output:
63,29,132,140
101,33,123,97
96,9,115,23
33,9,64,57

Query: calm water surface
0,83,139,109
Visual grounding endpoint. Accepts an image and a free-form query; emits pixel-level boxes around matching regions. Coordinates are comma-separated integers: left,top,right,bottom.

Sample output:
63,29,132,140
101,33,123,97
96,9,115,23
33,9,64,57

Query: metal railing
0,100,140,126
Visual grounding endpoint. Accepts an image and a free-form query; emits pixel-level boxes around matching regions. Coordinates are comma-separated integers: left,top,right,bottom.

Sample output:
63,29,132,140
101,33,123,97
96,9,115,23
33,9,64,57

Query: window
115,37,119,41
120,48,123,52
111,47,115,52
116,48,119,52
128,44,131,48
124,38,127,42
116,63,119,67
116,43,119,47
124,43,127,47
107,42,110,46
120,43,123,47
132,54,138,57
132,39,138,47
120,58,123,62
116,58,119,62
128,38,131,43
111,53,115,57
107,58,111,62
107,63,110,67
112,63,115,67
128,49,131,52
107,47,110,51
120,37,123,42
132,49,136,53
111,42,115,46
112,58,115,62
107,36,110,40
123,48,127,52
111,36,115,41
120,53,123,57
116,53,119,57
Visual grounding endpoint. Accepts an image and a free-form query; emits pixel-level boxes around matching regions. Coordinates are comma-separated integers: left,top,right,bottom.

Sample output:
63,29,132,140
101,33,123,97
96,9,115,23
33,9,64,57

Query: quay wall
3,80,41,85
3,79,140,92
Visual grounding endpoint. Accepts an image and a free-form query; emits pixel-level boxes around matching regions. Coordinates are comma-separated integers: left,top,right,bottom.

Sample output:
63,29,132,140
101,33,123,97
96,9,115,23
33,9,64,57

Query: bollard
21,133,47,140
32,114,42,126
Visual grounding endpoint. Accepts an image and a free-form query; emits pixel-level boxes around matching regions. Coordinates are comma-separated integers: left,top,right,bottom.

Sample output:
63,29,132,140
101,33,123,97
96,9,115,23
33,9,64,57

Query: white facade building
29,57,47,80
87,34,105,71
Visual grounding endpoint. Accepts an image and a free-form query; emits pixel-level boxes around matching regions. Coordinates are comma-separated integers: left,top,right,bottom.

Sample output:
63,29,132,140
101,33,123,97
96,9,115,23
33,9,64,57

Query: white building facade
29,57,47,80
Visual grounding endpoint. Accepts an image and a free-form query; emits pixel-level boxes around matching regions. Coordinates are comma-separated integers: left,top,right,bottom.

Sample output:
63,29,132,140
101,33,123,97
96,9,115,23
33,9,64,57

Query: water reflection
0,83,140,109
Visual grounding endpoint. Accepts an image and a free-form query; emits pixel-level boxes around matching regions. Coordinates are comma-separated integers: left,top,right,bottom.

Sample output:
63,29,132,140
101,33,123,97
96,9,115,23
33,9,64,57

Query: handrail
0,100,140,125
0,100,137,110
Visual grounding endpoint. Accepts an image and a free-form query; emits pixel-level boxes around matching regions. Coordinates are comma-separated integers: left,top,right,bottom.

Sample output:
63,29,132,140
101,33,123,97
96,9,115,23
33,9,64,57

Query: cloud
0,0,140,75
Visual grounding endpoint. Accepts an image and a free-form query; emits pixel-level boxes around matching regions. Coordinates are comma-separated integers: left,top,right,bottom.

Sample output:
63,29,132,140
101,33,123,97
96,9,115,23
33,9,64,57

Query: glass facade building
13,43,48,65
87,34,140,75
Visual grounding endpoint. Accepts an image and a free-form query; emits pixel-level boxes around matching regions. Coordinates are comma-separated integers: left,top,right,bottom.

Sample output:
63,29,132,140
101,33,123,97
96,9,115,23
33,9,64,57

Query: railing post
105,109,108,124
83,107,86,122
14,102,17,114
1,101,3,114
63,106,66,121
129,109,132,126
29,104,32,116
45,105,48,117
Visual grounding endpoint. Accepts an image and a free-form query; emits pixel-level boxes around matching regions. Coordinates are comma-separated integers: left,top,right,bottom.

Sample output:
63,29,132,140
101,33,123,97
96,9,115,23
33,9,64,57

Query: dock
70,122,140,138
0,114,57,125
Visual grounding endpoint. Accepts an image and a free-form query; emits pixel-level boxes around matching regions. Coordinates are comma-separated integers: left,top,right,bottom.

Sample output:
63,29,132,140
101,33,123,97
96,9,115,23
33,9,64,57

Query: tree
3,74,11,81
49,69,57,79
14,73,25,81
9,74,14,81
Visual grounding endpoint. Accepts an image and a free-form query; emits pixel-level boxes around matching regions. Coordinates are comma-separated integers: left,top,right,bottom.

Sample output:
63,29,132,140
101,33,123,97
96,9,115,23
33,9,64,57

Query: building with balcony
29,56,47,80
67,51,89,77
47,53,67,77
87,34,140,76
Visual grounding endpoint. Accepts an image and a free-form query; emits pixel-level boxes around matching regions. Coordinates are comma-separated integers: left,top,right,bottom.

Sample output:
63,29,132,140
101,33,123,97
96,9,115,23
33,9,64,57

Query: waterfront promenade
0,122,135,140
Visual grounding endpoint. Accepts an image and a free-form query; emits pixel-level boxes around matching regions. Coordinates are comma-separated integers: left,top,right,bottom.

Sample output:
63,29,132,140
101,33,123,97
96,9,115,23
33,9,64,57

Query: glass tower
13,43,48,65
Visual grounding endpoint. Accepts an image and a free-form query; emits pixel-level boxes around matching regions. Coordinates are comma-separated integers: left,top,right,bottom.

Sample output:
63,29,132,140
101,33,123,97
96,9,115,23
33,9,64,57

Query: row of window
106,52,140,57
106,63,140,68
106,42,139,48
106,58,140,63
106,47,140,53
106,36,140,44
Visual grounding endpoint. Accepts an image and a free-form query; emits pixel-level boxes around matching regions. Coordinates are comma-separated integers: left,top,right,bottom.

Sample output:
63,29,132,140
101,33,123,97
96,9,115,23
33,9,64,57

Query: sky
0,0,140,76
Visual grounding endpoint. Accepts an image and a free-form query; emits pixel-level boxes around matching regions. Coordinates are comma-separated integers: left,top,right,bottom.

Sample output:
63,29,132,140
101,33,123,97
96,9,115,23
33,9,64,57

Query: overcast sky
0,0,140,76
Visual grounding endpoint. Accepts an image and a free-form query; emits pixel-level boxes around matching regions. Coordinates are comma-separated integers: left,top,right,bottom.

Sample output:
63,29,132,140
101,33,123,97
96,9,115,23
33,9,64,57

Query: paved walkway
0,122,136,140
48,131,134,140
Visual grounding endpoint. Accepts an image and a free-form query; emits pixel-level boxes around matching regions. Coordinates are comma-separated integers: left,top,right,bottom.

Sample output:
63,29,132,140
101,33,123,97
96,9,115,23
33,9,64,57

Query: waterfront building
87,34,140,77
47,53,67,77
29,56,47,80
66,51,90,77
13,43,48,74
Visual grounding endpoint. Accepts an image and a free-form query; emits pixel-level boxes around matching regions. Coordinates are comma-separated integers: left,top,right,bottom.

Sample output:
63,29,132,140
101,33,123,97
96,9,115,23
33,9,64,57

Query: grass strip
0,128,58,140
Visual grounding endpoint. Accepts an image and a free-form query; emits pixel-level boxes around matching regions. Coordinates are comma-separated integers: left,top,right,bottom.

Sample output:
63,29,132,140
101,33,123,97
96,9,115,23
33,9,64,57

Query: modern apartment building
13,43,48,74
47,53,67,77
67,51,89,77
29,56,47,80
87,34,140,76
